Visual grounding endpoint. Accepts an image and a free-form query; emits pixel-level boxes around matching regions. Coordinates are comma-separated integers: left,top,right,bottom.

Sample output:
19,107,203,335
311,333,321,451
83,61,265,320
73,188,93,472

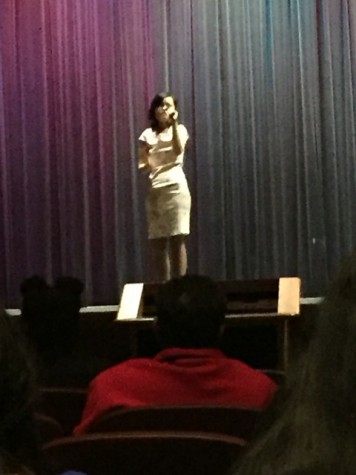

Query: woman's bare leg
169,234,187,278
150,238,170,282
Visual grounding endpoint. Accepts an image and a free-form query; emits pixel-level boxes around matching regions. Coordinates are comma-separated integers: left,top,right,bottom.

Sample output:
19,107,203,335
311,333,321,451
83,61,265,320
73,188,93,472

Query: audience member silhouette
20,276,109,388
230,252,356,475
0,305,40,473
75,274,277,434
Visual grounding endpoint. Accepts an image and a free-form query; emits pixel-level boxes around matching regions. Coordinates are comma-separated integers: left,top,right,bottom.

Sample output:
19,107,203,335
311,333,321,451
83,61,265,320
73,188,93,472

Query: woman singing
138,92,191,281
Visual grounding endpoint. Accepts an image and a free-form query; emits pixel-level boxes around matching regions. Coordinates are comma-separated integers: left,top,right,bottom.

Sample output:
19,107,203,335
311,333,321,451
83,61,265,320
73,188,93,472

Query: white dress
138,124,191,239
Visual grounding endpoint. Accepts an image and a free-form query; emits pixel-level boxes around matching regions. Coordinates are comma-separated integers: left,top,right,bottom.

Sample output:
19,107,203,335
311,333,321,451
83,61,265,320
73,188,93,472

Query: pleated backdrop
1,0,355,305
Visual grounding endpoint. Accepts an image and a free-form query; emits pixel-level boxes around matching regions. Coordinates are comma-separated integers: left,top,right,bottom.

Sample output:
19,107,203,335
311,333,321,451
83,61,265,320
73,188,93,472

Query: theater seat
35,413,64,444
43,431,246,475
38,387,87,435
86,405,261,440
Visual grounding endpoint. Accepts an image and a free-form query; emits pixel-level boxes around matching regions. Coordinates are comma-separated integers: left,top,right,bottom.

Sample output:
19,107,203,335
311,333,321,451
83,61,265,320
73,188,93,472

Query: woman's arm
138,141,151,170
170,112,188,156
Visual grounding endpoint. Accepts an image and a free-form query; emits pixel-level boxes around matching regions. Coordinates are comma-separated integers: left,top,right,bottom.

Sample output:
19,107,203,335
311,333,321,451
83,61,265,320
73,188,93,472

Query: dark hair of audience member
155,274,226,349
0,305,40,473
230,252,356,475
50,276,84,354
21,276,83,364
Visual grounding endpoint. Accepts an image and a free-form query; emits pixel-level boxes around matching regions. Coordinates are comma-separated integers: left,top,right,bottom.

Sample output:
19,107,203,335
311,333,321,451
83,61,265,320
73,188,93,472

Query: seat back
38,387,87,435
260,369,285,385
86,405,261,440
35,413,64,444
43,432,246,475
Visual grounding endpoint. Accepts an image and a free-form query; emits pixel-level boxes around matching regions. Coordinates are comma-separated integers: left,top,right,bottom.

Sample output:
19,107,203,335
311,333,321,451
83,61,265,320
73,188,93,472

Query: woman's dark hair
231,251,356,475
148,91,178,131
0,306,40,472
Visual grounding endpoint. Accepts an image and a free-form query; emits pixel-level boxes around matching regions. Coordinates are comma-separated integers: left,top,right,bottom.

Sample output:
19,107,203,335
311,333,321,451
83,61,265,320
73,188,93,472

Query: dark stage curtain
0,0,355,306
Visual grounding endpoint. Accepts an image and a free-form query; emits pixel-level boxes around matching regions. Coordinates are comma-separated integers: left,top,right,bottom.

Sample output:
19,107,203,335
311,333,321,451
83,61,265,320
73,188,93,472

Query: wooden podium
116,277,301,369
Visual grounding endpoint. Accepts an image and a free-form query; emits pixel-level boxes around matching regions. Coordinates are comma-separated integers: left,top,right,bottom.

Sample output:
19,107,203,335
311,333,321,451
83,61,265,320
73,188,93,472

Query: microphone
169,112,175,119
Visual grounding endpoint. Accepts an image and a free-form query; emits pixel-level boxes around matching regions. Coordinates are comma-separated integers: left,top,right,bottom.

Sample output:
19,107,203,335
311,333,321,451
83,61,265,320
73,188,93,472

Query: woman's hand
168,109,179,125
